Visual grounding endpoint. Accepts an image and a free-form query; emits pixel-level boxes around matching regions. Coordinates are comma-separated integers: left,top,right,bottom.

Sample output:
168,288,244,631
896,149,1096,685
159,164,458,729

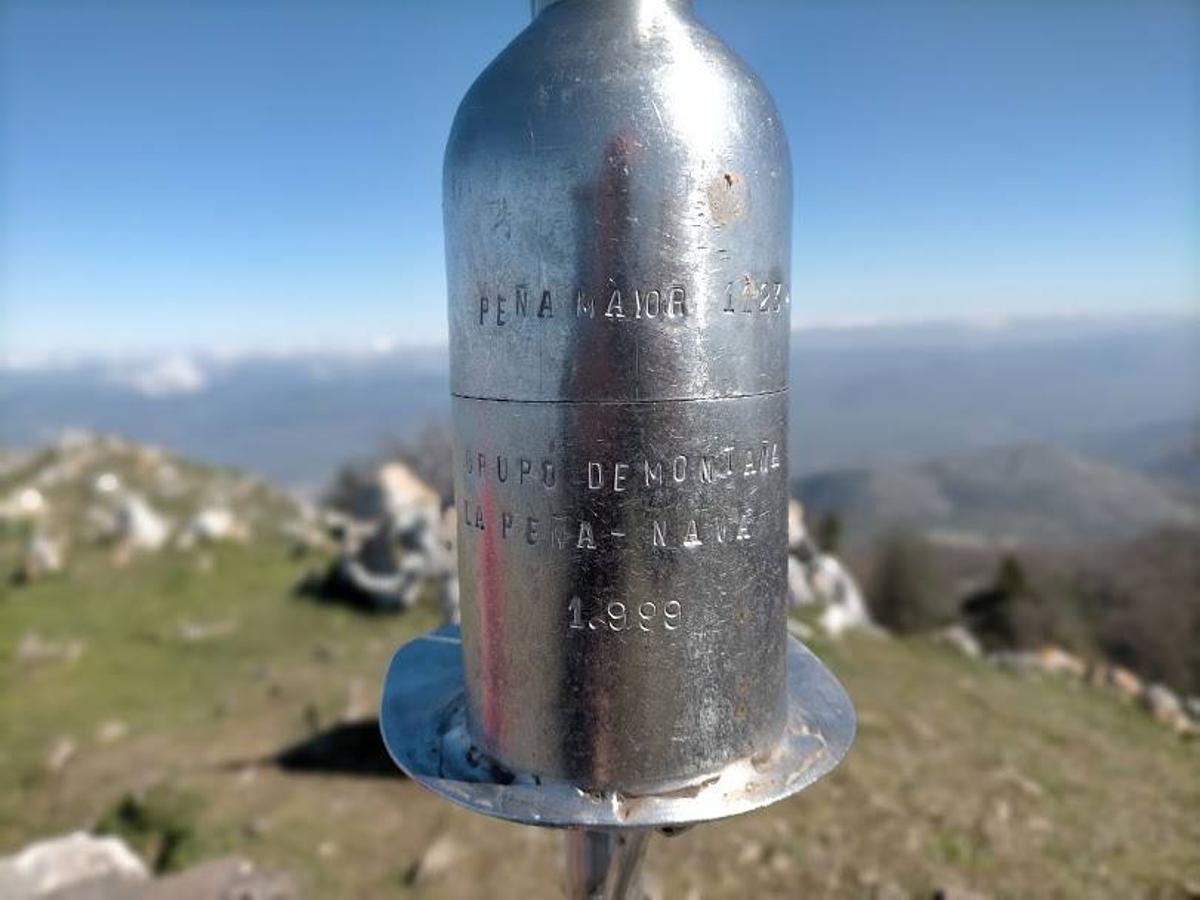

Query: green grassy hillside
2,528,1197,897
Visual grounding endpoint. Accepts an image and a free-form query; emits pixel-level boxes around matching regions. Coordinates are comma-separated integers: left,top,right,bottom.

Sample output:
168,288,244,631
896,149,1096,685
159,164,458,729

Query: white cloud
116,355,208,397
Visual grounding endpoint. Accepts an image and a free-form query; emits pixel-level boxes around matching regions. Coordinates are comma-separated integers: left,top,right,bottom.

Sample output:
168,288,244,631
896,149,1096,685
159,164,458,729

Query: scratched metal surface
445,0,791,403
443,0,795,795
427,0,838,811
380,627,856,829
453,391,789,789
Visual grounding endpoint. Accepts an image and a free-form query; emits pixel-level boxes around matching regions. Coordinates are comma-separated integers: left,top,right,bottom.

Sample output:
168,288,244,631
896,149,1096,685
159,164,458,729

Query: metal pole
565,829,650,900
378,0,857,884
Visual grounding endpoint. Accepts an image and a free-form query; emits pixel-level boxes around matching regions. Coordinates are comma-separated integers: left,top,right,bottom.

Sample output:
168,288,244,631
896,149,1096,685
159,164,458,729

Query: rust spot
707,171,747,225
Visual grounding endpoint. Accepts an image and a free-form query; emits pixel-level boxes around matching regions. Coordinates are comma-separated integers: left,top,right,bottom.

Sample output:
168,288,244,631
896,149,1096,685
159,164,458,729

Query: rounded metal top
379,626,856,829
532,0,694,19
447,0,791,403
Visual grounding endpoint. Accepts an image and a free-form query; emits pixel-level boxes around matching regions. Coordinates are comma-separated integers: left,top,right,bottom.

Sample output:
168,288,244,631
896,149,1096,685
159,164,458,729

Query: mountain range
3,315,1197,510
794,442,1198,546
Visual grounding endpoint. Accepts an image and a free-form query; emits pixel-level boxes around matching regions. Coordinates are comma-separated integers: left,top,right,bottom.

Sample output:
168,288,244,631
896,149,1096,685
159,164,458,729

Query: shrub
868,528,947,633
95,785,203,874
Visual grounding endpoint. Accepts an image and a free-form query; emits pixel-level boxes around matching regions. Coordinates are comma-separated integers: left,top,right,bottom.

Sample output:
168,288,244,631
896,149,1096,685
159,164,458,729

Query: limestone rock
95,720,129,744
339,461,440,524
1140,683,1195,734
0,832,148,899
115,496,169,552
17,633,85,666
989,651,1041,674
787,498,806,551
378,462,441,523
0,486,47,522
1038,645,1087,678
184,508,248,544
784,500,878,637
93,472,121,496
1092,664,1145,702
786,555,813,608
311,462,456,620
44,737,77,773
20,535,65,581
809,555,875,636
408,834,463,884
1187,696,1200,723
937,624,982,659
1141,683,1182,721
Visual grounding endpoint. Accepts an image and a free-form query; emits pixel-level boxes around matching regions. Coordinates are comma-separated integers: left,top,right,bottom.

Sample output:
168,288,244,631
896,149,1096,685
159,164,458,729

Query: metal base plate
379,625,856,829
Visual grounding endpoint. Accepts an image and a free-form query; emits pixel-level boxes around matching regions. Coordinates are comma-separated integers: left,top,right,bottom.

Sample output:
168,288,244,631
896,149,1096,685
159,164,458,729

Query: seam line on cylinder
450,387,788,406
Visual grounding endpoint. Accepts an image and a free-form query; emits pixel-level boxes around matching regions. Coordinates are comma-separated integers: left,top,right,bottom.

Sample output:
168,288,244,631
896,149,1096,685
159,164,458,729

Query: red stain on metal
477,474,507,747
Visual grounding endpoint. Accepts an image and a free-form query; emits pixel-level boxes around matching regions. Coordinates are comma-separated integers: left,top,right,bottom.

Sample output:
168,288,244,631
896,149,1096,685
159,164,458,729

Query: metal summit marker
380,0,856,894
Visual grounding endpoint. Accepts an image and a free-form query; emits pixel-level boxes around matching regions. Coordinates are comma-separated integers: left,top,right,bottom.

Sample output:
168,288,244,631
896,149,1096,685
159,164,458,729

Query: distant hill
793,443,1200,545
1,352,450,493
0,432,305,572
2,315,1197,490
1077,417,1200,491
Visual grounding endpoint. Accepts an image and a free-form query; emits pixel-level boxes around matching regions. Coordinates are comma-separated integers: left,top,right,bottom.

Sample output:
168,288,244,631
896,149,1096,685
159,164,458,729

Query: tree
868,528,944,634
814,511,843,555
961,553,1049,652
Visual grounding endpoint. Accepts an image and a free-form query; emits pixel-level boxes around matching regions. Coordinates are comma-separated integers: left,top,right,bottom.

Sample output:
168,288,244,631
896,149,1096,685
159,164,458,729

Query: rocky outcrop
113,495,170,553
936,624,982,659
0,832,148,899
19,534,65,582
306,462,458,621
180,508,248,545
1141,683,1195,735
786,500,878,637
3,432,304,582
937,637,1200,739
0,487,47,523
0,834,295,900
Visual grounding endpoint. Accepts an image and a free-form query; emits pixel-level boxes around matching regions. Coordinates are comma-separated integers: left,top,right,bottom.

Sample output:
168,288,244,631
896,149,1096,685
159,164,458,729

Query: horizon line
3,306,1196,371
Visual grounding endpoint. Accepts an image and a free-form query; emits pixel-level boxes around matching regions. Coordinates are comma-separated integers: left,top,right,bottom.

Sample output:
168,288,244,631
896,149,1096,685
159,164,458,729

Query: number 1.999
568,595,682,633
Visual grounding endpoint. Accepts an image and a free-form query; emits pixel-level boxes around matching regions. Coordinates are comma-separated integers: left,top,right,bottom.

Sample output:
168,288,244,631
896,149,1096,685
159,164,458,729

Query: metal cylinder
447,0,792,792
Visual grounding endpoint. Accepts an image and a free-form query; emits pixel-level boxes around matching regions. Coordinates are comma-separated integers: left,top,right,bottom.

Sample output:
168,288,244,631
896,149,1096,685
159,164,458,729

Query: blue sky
2,0,1197,360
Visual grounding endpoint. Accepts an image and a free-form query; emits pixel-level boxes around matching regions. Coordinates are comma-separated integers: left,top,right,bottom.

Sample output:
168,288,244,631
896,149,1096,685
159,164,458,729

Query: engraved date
568,595,681,633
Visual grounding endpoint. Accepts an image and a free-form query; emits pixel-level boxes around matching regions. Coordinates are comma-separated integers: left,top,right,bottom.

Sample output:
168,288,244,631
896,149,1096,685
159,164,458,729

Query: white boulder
115,494,170,551
809,555,875,637
787,555,814,607
186,508,248,544
378,462,441,525
0,832,148,899
93,472,121,495
0,487,46,522
787,499,807,551
937,624,982,659
21,534,65,581
785,500,878,637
